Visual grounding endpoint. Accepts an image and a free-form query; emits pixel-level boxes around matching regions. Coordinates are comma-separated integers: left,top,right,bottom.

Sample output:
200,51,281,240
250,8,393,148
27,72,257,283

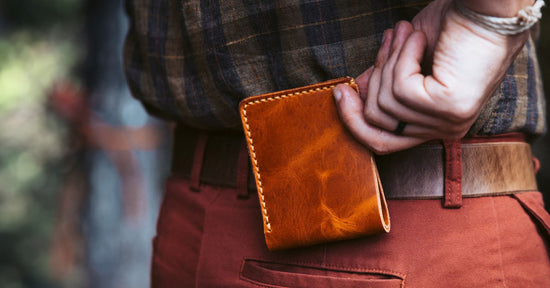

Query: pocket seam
239,258,407,288
247,258,407,279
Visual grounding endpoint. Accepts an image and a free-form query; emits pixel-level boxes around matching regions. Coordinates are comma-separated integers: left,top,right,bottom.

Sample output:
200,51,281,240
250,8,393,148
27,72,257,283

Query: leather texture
239,77,390,251
377,141,538,199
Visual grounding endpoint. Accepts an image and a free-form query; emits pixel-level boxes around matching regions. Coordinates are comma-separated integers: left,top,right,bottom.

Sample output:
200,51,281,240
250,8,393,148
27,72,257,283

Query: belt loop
443,139,462,208
190,133,208,192
236,139,250,199
533,157,541,174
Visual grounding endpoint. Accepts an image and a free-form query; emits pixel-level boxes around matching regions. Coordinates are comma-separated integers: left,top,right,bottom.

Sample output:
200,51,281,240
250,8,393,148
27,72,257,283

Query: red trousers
151,176,550,287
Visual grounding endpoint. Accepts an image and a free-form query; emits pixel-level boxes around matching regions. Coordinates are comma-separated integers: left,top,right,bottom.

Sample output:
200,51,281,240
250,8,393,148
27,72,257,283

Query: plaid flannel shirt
123,0,545,137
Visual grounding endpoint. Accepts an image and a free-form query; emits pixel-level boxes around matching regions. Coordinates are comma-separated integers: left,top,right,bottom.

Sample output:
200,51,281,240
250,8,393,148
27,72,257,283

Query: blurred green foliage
0,1,83,287
0,33,78,113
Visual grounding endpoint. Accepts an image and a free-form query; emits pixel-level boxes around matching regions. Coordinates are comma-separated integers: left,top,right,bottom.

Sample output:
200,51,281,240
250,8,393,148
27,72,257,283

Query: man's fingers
376,29,460,133
333,84,373,147
389,22,414,62
392,30,433,112
357,29,394,101
366,21,414,132
333,84,427,154
374,29,394,69
356,67,373,101
381,21,415,92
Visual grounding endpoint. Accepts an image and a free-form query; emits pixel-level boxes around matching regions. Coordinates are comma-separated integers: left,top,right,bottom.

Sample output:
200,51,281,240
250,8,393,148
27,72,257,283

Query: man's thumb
333,83,371,146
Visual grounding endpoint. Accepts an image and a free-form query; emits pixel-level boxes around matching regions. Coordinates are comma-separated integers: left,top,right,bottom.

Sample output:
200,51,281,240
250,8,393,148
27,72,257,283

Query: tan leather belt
171,126,538,199
376,141,538,199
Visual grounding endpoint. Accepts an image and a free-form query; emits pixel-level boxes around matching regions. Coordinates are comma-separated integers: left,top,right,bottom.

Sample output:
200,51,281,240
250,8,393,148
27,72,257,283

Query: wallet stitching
241,79,355,234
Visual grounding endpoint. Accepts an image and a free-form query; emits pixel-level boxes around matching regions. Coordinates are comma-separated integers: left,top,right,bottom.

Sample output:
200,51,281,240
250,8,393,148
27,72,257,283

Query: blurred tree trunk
80,1,169,287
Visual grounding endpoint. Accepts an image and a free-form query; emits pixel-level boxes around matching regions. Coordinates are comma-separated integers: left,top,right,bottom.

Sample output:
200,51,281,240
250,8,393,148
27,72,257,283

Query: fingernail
333,87,342,102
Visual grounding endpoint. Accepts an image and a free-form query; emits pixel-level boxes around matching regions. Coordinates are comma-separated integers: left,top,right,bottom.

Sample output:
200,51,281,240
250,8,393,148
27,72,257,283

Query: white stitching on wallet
241,78,355,234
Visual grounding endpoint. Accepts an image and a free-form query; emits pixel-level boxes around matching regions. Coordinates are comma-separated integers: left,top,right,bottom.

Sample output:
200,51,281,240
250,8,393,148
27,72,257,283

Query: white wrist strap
454,0,545,35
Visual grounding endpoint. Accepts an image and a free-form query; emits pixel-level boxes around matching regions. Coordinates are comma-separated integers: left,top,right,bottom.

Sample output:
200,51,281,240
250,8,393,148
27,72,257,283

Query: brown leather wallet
239,77,390,251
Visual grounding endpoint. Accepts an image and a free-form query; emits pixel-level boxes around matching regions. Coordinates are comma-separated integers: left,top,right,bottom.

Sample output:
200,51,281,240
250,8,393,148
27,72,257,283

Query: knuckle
447,104,476,123
363,106,377,121
397,20,412,30
435,88,479,124
371,145,390,155
369,139,392,155
377,94,391,112
392,78,407,100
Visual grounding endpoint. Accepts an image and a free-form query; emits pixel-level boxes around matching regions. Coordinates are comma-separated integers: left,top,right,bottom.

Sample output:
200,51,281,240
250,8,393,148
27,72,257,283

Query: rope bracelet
454,0,545,35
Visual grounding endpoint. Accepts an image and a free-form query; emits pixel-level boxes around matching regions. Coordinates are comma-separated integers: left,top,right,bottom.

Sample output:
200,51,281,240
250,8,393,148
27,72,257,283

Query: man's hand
334,0,530,154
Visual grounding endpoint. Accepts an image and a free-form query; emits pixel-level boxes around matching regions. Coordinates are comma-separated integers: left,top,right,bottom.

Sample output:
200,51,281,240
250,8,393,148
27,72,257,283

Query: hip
152,177,550,287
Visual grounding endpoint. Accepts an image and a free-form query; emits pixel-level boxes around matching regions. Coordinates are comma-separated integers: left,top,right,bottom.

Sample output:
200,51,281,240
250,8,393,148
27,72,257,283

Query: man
124,0,549,286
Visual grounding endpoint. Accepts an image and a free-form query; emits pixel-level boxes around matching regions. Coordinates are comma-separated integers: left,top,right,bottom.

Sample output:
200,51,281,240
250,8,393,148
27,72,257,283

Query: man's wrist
452,0,544,36
460,0,535,17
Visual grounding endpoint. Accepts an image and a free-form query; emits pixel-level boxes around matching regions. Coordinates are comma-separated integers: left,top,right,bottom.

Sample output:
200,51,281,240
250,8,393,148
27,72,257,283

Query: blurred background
0,1,170,287
0,1,548,287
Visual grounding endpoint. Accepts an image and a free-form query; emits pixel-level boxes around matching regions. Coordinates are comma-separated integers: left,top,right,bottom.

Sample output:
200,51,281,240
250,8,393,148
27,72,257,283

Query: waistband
171,126,538,202
377,139,537,199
